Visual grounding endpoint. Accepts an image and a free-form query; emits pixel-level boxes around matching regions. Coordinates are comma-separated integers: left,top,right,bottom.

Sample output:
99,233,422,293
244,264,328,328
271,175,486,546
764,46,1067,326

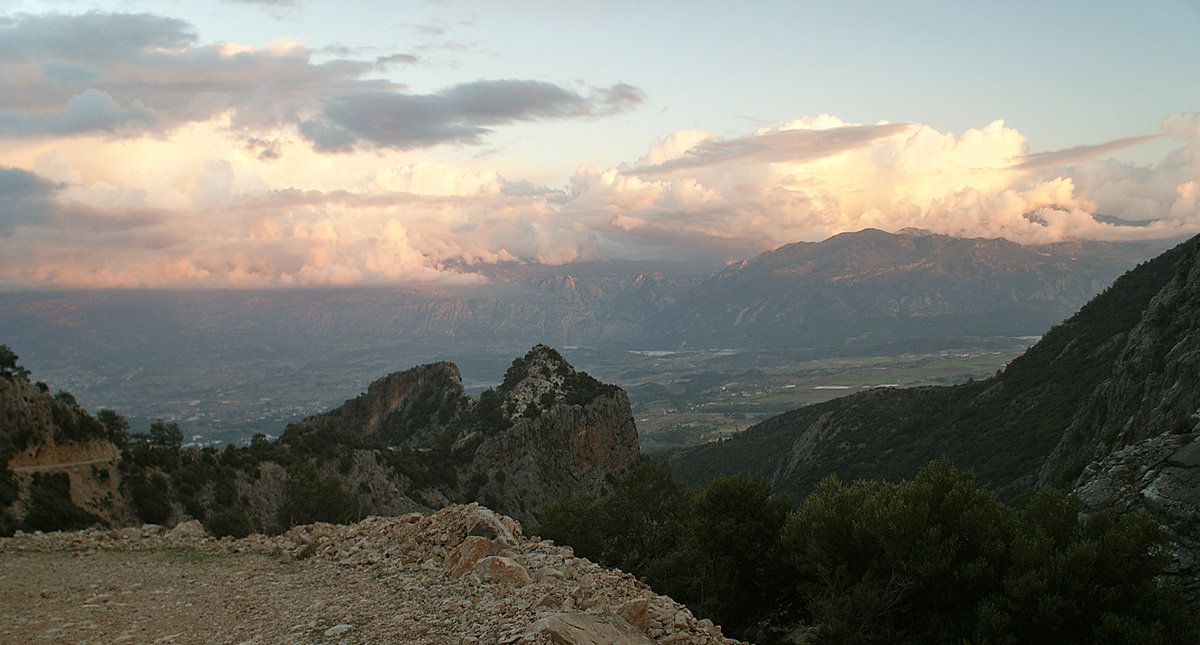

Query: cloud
0,110,1195,289
300,80,644,152
375,53,420,68
0,12,642,151
0,166,60,234
1014,133,1165,170
626,121,913,176
0,89,157,137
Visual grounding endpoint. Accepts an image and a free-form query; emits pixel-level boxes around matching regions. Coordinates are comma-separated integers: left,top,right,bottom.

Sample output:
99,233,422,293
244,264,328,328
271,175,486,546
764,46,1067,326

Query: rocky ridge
0,503,737,644
290,345,639,526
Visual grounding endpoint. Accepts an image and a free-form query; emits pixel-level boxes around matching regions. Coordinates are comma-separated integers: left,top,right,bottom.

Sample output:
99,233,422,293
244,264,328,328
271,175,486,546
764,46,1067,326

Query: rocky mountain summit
291,345,639,526
0,503,737,644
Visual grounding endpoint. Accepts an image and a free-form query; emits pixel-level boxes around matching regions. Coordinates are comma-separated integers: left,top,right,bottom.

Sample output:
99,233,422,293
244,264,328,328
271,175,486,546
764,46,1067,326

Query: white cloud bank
2,111,1197,288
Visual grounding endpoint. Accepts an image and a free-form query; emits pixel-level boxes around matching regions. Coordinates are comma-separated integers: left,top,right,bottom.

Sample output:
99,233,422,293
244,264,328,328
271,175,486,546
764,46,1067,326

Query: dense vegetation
538,458,1197,643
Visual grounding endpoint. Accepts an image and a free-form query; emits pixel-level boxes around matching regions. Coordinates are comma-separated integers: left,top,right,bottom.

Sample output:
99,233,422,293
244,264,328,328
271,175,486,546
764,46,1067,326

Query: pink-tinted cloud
1,113,1196,289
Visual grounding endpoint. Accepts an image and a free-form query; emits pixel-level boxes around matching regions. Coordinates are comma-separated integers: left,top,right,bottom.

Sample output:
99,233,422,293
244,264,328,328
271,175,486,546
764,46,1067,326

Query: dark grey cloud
0,167,61,234
626,122,913,176
301,80,645,152
0,12,642,150
1015,133,1164,170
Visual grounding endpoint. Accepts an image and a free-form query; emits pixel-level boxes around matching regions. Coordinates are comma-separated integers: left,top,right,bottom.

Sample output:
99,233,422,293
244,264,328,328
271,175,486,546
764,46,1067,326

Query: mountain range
0,229,1170,440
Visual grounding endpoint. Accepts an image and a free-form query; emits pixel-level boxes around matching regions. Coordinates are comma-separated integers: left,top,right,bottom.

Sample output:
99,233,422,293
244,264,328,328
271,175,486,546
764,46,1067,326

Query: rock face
1069,434,1200,603
1039,238,1200,486
456,345,639,525
0,504,739,644
1032,238,1200,604
301,361,471,447
288,345,639,526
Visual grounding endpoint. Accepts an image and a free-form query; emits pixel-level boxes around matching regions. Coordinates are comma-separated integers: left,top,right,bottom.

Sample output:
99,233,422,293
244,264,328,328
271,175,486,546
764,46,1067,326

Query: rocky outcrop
0,504,738,644
1070,433,1200,605
301,361,471,448
460,347,639,524
283,345,639,526
1025,238,1200,606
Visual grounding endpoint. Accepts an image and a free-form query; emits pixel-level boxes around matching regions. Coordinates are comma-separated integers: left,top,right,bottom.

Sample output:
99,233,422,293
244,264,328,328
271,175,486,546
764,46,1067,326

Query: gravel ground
0,549,431,644
0,505,738,644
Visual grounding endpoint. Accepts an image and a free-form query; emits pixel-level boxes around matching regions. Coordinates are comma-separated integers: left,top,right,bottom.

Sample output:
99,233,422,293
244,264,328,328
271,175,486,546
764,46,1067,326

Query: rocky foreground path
0,504,738,644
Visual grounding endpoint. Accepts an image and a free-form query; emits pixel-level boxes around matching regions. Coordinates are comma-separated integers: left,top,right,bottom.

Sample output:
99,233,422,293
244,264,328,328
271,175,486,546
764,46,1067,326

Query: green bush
539,458,1197,643
130,471,173,524
777,460,1195,644
277,460,364,528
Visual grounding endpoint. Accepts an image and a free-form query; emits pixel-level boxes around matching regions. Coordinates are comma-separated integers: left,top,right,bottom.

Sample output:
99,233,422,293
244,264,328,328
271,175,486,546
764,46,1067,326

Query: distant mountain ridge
644,228,1164,352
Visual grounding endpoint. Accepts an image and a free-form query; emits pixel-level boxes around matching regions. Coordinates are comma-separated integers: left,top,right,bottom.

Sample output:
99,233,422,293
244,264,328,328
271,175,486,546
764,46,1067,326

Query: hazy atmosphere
1,0,1198,288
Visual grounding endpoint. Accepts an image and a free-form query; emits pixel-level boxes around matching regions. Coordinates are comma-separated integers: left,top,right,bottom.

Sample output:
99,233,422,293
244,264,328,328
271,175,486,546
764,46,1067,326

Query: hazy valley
0,230,1169,448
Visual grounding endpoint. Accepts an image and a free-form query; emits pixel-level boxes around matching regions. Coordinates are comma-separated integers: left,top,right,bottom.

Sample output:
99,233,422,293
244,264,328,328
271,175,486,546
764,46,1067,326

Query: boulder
443,535,503,578
473,555,532,587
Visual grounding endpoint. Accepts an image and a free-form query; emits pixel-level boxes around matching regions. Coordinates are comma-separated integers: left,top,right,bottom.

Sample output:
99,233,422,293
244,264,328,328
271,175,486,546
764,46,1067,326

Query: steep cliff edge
300,361,471,448
1040,238,1200,485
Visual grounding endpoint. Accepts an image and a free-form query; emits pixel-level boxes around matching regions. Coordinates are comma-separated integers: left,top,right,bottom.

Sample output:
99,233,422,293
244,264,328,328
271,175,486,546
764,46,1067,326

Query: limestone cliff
1034,238,1200,604
1039,238,1200,486
300,361,471,448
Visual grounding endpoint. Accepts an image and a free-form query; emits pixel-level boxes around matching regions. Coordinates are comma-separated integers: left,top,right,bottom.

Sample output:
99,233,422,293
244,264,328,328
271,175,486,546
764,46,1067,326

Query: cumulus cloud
0,12,642,151
0,106,1196,288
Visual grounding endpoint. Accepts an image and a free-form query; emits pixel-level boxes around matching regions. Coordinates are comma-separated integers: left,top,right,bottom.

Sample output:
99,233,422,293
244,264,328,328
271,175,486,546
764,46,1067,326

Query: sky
0,0,1198,288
